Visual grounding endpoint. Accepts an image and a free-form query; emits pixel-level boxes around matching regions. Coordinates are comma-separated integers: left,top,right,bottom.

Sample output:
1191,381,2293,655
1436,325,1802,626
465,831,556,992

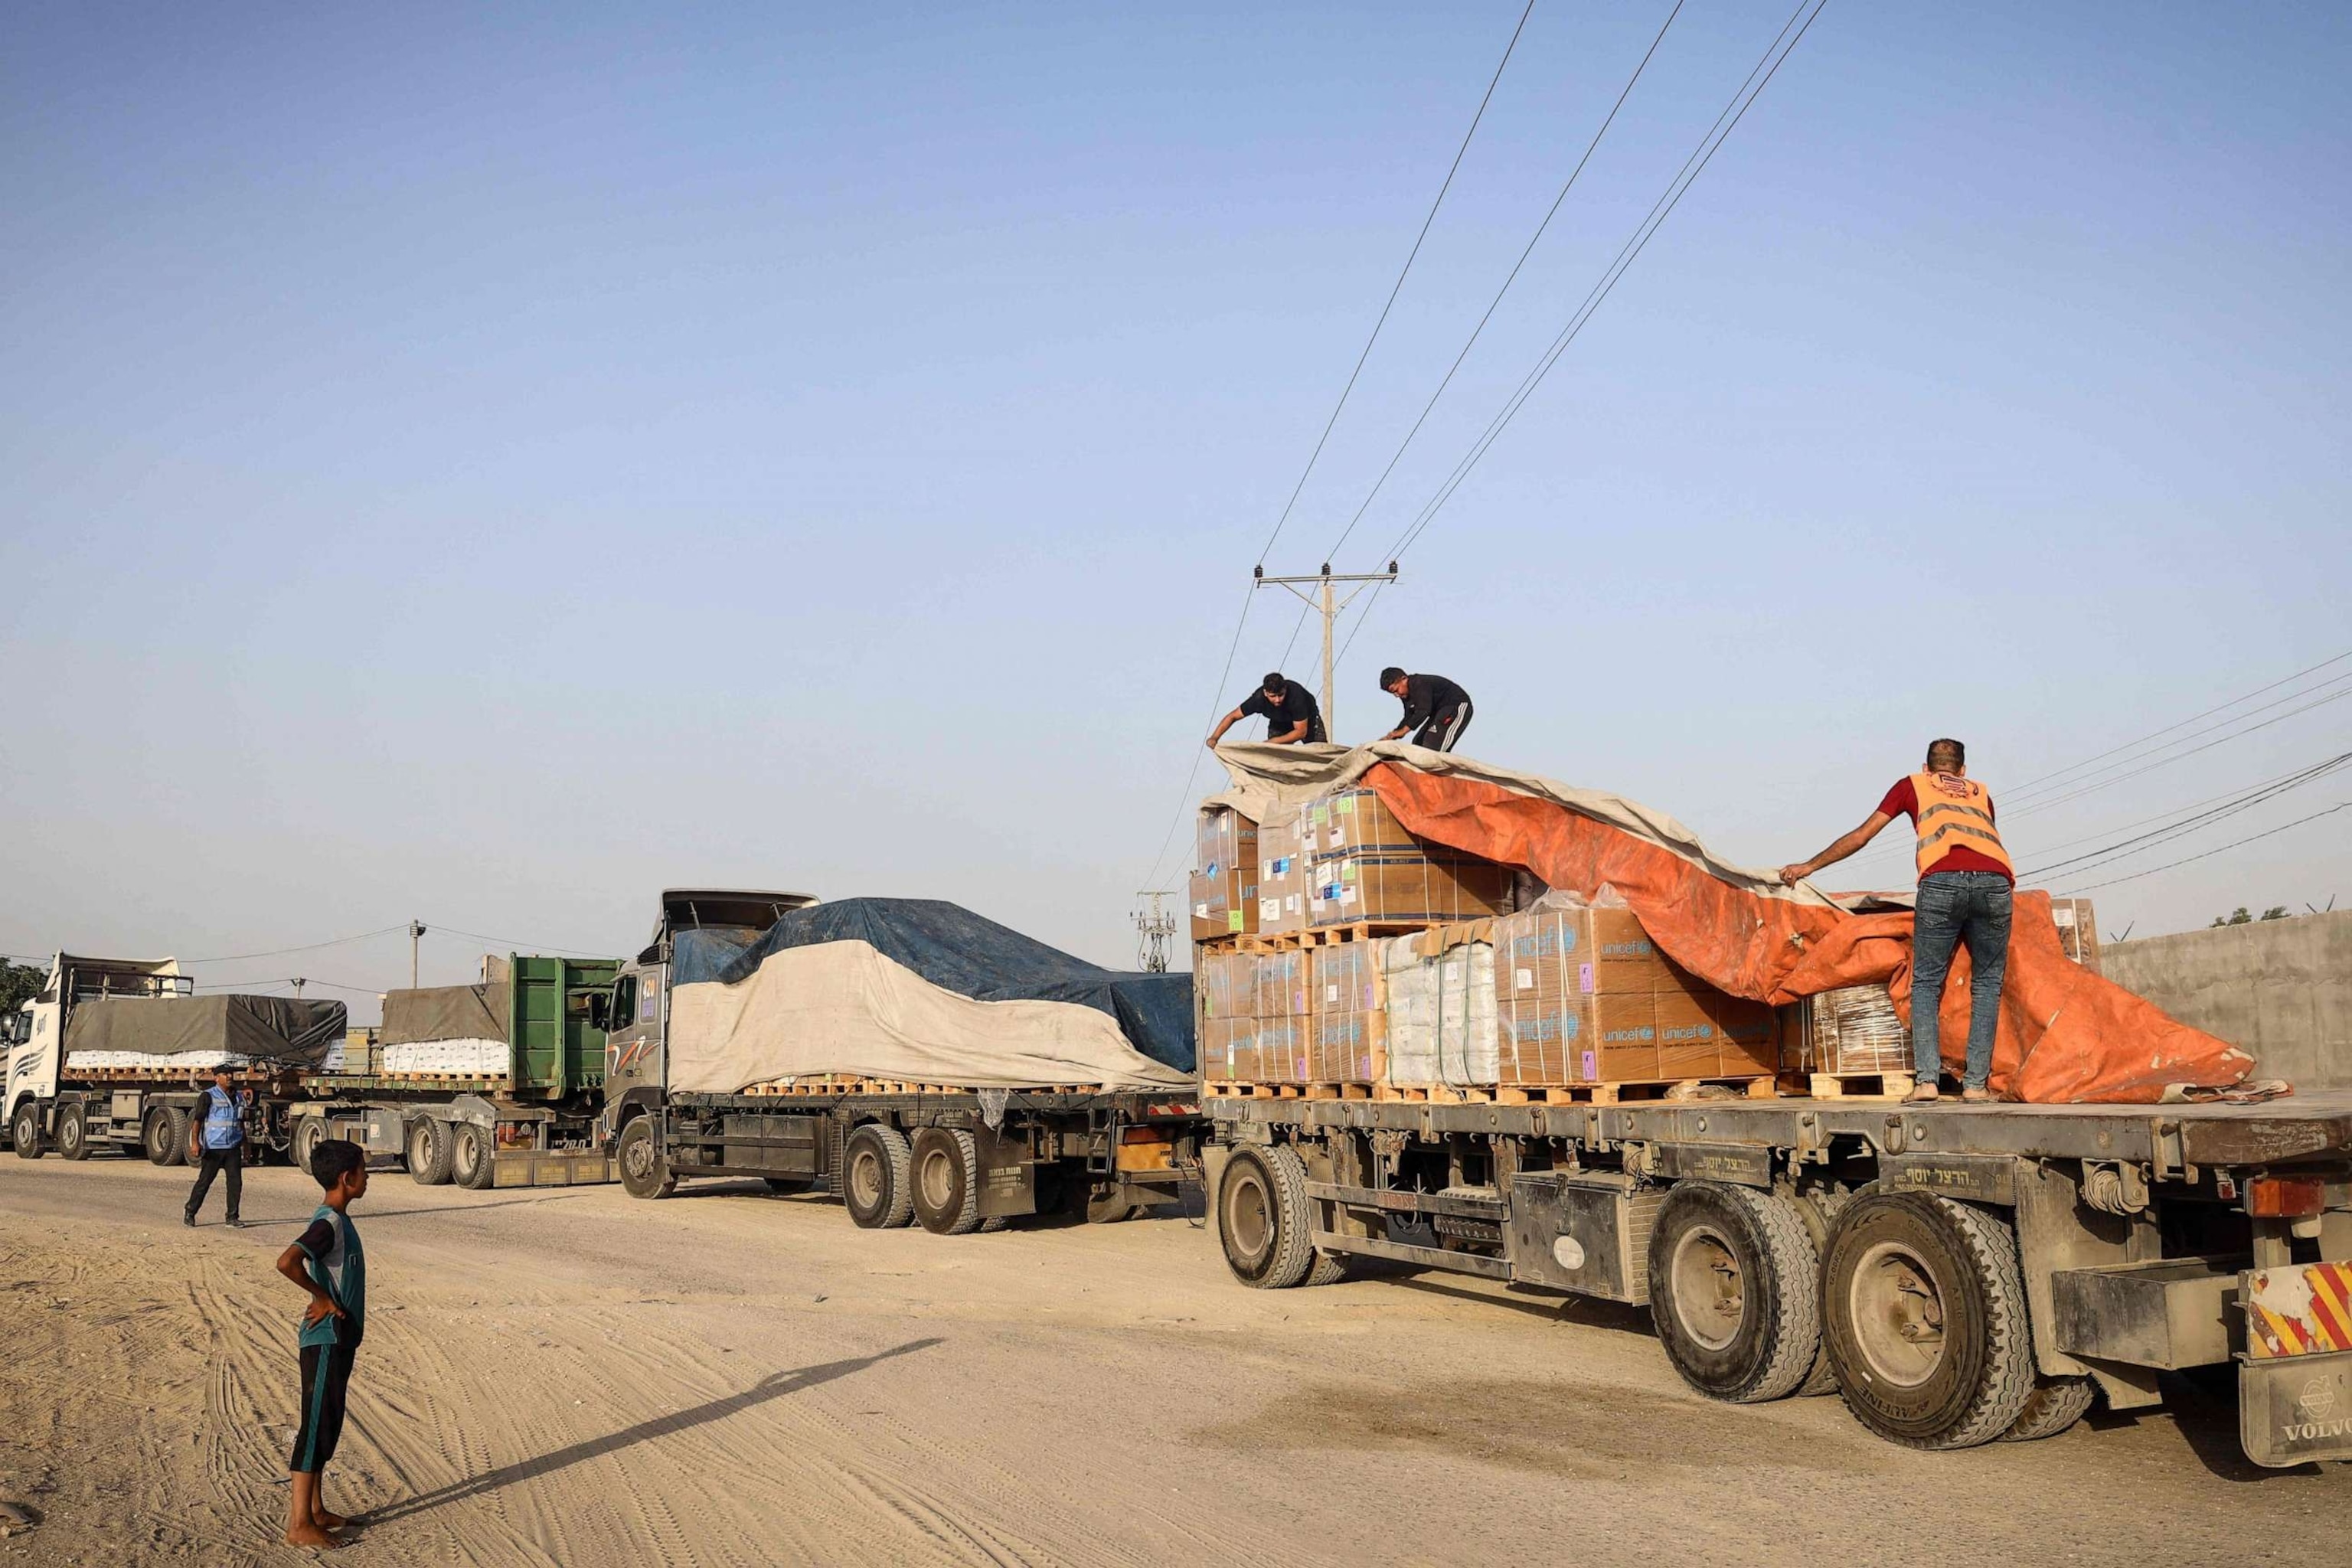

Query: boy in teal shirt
274,1138,368,1547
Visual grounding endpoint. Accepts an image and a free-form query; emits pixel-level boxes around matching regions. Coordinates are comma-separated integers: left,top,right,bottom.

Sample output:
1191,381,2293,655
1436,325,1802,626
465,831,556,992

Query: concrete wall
2101,910,2352,1090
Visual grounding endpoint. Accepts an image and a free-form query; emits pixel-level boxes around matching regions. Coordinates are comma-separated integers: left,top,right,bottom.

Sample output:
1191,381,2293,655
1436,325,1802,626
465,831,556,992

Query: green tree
2259,906,2291,921
2211,907,2252,927
0,961,44,1017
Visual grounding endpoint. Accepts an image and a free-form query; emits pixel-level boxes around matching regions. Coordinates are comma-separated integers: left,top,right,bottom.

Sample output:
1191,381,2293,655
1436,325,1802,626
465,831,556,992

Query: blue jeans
1911,871,2012,1089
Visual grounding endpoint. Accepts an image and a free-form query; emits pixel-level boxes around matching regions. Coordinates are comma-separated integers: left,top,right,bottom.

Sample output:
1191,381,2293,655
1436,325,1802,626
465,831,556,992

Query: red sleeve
1877,778,1916,822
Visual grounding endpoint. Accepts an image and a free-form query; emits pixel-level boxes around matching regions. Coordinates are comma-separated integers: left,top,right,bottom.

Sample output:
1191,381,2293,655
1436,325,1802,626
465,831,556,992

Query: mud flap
2240,1348,2352,1467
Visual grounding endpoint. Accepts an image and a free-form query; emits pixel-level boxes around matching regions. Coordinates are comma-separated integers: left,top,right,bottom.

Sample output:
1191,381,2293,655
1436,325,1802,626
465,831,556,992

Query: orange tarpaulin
1356,762,2256,1104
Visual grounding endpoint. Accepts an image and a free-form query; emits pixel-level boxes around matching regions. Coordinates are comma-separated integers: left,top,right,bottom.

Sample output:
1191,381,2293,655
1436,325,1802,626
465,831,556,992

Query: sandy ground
0,1156,2344,1567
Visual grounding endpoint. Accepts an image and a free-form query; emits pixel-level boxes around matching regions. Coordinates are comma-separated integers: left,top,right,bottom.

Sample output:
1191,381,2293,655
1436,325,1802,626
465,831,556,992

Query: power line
194,975,386,995
1142,586,1259,889
1382,0,1828,570
1321,0,1686,566
427,924,619,960
2005,646,2352,796
2003,671,2352,812
1251,0,1537,570
2016,751,2352,880
2060,800,2352,896
180,926,410,964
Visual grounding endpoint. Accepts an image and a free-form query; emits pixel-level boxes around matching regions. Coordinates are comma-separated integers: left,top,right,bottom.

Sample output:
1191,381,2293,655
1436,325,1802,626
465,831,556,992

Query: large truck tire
57,1104,93,1161
407,1119,455,1185
2001,1375,2095,1442
292,1116,327,1177
910,1128,983,1236
1793,1186,1852,1395
452,1123,497,1191
11,1100,42,1159
146,1108,190,1167
1821,1191,2038,1450
1217,1143,1317,1289
616,1117,677,1200
841,1124,912,1228
1648,1182,1821,1403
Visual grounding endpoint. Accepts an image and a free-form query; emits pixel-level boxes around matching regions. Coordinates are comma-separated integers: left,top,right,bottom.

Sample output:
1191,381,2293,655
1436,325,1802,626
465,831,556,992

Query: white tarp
669,938,1193,1094
65,1050,250,1072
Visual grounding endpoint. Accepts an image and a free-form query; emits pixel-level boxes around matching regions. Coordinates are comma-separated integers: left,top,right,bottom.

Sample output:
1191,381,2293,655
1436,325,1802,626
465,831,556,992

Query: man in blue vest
185,1067,253,1228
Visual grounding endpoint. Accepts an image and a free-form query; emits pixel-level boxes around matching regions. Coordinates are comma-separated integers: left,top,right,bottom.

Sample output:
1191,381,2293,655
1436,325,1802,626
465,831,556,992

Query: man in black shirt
1207,672,1328,748
1378,668,1474,752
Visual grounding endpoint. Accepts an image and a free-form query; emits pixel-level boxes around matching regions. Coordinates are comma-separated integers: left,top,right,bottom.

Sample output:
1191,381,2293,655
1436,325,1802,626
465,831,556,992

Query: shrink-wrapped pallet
1190,808,1260,941
1381,930,1496,1086
1310,942,1383,1083
1798,985,1912,1076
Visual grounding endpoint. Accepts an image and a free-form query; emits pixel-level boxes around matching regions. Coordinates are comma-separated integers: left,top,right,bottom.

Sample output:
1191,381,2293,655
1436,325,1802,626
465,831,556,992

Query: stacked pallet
1188,808,1259,941
1786,984,1916,1099
1494,900,1777,1097
1302,789,1511,929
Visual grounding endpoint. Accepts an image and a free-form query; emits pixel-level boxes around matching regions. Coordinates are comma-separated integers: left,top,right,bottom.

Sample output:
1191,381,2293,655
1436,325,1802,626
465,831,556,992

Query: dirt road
0,1158,2341,1566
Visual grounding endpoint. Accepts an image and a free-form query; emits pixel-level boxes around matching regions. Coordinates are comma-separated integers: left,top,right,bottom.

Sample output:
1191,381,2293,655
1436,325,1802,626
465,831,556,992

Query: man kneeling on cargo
1207,671,1327,747
1778,738,2014,1105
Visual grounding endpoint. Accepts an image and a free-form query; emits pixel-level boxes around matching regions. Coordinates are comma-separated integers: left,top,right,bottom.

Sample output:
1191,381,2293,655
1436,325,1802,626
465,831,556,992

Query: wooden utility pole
1253,562,1397,733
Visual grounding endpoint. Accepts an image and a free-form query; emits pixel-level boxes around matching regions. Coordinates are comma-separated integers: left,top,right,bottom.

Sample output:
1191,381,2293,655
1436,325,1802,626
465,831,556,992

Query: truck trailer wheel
407,1119,455,1185
1821,1191,2037,1450
452,1123,497,1191
1648,1182,1821,1403
11,1101,43,1159
145,1108,190,1167
57,1104,93,1161
292,1116,329,1178
616,1118,676,1200
841,1124,912,1228
1217,1143,1316,1289
2001,1375,2095,1442
910,1128,984,1236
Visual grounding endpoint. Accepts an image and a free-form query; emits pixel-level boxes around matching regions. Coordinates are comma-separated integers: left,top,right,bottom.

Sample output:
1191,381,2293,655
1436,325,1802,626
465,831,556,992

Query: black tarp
672,898,1194,1073
64,996,349,1066
381,984,509,1046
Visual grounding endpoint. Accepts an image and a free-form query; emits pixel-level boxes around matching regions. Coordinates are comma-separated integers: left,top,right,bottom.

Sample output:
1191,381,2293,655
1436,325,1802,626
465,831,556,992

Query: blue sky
4,2,2347,1007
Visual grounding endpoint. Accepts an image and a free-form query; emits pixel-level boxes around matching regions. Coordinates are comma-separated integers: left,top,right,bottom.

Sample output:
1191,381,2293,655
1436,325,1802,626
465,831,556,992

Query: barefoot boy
276,1138,368,1547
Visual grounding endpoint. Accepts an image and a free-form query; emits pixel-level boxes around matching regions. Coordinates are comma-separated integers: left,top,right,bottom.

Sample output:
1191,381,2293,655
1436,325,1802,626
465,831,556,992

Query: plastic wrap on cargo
381,1037,510,1076
1380,931,1496,1086
64,1050,252,1072
1802,985,1912,1076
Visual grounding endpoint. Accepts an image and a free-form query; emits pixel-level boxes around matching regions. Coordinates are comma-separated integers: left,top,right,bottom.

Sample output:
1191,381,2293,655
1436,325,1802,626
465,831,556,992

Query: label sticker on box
1325,984,1340,1003
1579,962,1595,993
1514,966,1534,991
1227,912,1245,933
1340,887,1358,905
1581,1049,1596,1080
1194,903,1210,919
1336,796,1357,815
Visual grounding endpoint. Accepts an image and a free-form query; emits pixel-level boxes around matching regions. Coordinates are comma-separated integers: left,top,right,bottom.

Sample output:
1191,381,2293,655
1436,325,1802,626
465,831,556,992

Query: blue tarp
672,898,1194,1073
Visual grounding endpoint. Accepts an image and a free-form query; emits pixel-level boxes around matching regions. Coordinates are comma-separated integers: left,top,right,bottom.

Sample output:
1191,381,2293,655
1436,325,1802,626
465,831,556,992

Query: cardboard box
1710,994,1782,1076
1302,788,1419,857
1191,807,1261,941
1312,1008,1386,1085
1494,905,1677,998
1199,1016,1253,1083
2049,897,2101,975
1254,951,1310,1020
1255,1015,1310,1085
1800,985,1911,1076
1256,807,1309,936
1308,852,1512,928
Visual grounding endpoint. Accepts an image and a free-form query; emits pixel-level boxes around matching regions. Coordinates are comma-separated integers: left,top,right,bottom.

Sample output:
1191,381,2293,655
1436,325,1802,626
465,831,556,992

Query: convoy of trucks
8,880,2352,1472
4,950,619,1190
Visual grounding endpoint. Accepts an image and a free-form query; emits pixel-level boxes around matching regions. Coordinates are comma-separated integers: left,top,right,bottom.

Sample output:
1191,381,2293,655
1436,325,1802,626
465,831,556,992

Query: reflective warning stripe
2246,1263,2352,1359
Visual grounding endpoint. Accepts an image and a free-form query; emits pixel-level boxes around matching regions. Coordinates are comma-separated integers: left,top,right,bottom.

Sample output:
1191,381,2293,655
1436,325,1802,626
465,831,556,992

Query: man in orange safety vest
1779,738,2014,1105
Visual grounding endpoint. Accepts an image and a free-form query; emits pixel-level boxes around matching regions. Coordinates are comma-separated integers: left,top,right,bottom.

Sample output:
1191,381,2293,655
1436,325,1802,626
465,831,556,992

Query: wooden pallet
1231,920,1427,955
1483,1076,1783,1106
1798,1070,1916,1102
738,1078,1101,1099
1205,1081,1374,1101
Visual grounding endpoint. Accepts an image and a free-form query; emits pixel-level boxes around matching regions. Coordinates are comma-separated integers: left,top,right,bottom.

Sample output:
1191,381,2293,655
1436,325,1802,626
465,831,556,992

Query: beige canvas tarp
668,939,1194,1093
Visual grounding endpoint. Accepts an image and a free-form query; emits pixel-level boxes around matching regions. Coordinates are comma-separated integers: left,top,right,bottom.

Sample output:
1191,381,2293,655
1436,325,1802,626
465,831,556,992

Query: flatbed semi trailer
616,1086,1203,1230
1204,1087,2352,1466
